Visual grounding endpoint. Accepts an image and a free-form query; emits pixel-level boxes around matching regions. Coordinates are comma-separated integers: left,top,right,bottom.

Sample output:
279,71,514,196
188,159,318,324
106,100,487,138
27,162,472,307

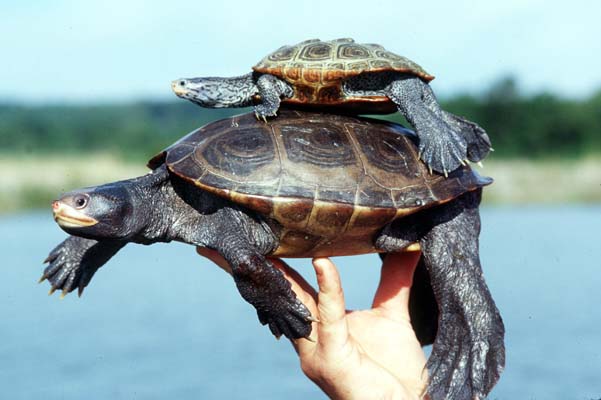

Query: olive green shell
149,110,490,257
253,38,434,112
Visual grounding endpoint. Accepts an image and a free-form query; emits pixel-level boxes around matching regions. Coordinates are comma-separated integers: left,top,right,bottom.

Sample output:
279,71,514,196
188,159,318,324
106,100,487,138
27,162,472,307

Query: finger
313,257,349,350
196,247,233,274
371,251,421,320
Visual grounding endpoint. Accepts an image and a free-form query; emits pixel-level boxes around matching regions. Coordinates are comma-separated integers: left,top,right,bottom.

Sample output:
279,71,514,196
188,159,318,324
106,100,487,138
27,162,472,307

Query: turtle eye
73,194,89,209
179,80,186,87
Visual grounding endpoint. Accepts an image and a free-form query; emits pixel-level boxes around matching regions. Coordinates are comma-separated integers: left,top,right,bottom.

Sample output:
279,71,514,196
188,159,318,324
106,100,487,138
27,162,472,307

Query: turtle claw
41,236,118,299
417,127,467,177
306,315,320,323
477,161,484,168
233,255,313,340
253,103,278,123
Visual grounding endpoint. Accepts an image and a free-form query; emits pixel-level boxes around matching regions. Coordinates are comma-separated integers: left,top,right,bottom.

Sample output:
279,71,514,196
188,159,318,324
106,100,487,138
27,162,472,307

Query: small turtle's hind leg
387,78,467,175
254,74,293,121
421,87,492,163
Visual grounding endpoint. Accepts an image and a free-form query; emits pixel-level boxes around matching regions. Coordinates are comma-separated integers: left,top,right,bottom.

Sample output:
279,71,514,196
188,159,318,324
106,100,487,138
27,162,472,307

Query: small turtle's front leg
41,236,125,297
254,74,293,121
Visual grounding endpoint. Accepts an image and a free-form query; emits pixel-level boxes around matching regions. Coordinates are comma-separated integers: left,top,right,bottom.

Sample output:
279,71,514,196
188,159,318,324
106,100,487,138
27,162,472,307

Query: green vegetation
1,77,600,212
2,77,600,161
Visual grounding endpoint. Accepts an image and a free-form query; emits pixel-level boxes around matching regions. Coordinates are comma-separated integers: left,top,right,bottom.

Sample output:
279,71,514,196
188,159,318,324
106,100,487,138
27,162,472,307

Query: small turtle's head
171,75,252,108
52,182,136,239
171,77,222,107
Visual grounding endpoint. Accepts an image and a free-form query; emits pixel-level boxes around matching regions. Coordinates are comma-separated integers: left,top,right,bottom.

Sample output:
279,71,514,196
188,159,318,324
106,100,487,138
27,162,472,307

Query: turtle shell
149,110,491,257
253,38,434,112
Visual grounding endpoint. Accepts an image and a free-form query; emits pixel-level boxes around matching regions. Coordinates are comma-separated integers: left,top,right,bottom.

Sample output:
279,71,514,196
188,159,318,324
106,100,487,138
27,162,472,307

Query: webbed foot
418,128,468,176
233,254,313,339
40,236,124,297
442,113,492,163
387,77,470,175
427,304,505,400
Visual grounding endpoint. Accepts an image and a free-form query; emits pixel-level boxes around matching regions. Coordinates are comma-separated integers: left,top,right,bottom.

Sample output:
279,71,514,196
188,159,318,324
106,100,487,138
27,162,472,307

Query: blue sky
1,0,600,103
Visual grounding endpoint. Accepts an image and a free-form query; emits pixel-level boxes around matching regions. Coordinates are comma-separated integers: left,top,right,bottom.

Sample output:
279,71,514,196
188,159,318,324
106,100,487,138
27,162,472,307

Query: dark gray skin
172,72,491,176
43,165,503,400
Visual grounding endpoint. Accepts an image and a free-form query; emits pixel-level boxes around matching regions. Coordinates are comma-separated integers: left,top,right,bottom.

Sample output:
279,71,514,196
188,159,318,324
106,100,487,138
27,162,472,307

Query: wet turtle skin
45,110,504,400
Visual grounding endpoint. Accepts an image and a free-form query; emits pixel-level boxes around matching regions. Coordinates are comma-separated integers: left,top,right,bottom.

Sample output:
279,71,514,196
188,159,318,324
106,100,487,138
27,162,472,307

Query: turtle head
52,182,137,239
171,75,254,108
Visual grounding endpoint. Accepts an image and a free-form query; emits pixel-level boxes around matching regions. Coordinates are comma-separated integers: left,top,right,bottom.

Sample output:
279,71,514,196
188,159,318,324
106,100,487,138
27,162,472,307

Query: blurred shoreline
1,154,599,214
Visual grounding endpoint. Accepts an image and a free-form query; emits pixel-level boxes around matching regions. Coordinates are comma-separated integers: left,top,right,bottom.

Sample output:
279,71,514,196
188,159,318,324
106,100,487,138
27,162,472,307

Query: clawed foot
253,104,278,123
40,236,98,298
443,113,492,163
426,310,505,400
234,256,314,339
418,128,468,177
40,236,123,298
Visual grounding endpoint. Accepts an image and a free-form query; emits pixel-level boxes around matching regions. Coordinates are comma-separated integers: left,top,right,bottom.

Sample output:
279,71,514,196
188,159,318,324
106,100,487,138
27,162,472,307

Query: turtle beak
171,79,189,96
52,200,98,228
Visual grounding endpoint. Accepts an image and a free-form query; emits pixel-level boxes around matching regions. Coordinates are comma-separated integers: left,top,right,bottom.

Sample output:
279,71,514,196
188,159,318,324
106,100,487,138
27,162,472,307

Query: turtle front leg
41,236,125,297
254,74,293,121
387,77,468,175
220,243,313,339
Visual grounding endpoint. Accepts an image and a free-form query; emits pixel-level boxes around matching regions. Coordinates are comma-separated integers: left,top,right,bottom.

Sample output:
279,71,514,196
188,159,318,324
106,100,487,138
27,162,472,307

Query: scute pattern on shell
160,110,489,212
152,110,492,257
253,38,433,82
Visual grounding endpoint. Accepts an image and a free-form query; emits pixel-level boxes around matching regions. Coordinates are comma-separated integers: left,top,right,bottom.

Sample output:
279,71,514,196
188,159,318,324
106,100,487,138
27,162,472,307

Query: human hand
197,248,428,400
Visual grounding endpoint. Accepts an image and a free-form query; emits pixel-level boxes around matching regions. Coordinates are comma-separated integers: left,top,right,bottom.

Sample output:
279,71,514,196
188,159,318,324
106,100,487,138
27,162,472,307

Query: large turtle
171,38,492,176
42,110,504,400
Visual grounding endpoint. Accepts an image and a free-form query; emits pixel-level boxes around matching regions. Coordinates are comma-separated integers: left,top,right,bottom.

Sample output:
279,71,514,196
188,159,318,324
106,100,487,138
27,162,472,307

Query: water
1,207,600,399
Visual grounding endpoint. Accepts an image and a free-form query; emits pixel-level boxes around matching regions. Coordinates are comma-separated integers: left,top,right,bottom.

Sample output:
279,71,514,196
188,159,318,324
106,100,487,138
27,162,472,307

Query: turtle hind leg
421,86,492,163
443,113,492,162
41,236,125,297
254,74,293,121
375,191,505,399
420,191,505,400
387,77,467,175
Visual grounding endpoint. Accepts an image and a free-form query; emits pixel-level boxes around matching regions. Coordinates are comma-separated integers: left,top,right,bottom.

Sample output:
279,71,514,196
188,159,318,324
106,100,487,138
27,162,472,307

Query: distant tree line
1,77,599,161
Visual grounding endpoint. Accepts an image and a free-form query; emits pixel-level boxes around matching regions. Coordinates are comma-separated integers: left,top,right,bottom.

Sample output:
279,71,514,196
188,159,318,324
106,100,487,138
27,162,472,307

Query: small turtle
43,110,504,400
172,38,491,176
